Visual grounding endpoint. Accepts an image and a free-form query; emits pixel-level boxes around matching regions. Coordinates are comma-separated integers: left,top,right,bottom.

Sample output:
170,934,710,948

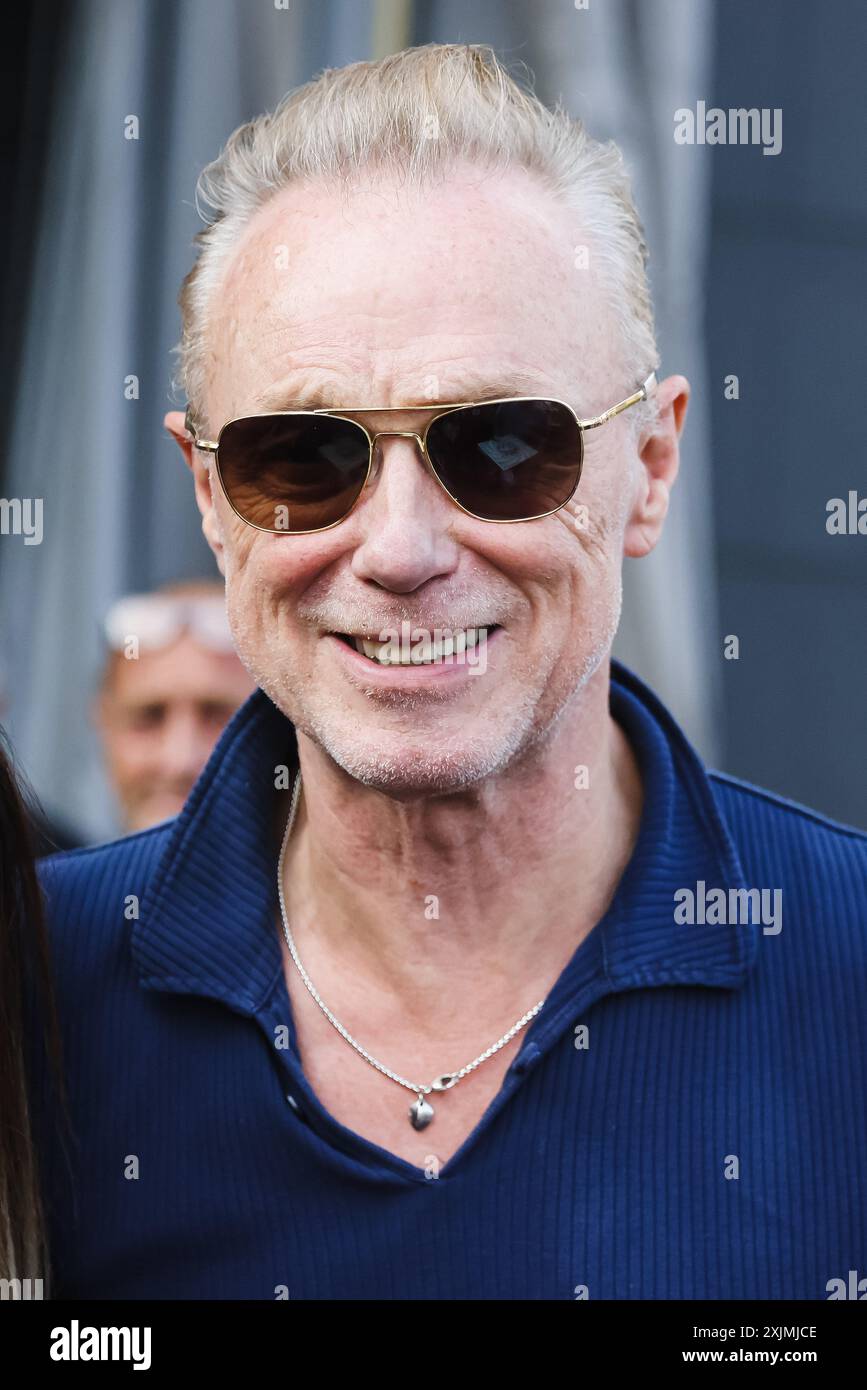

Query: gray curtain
0,0,716,841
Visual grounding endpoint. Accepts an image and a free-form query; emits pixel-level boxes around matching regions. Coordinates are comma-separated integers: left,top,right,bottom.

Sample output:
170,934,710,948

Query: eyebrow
253,371,553,413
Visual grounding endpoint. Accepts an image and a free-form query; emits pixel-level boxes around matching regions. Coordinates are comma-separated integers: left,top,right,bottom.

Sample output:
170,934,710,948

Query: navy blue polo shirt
32,661,867,1299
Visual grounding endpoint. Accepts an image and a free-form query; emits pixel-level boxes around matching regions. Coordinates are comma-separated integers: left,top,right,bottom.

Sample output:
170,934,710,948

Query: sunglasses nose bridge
369,427,425,449
366,428,433,485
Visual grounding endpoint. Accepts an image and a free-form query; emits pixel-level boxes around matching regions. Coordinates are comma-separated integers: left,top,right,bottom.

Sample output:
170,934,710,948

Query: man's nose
349,434,461,592
158,707,213,778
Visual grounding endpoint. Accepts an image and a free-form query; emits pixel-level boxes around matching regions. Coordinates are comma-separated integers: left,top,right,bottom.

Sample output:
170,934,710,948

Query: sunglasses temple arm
579,371,658,430
183,406,220,455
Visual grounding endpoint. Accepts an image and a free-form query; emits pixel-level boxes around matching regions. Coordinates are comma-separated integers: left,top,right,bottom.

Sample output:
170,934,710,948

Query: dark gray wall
707,0,866,827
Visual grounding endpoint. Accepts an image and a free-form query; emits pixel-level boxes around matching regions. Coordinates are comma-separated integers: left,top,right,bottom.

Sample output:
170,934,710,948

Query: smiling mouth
332,625,499,666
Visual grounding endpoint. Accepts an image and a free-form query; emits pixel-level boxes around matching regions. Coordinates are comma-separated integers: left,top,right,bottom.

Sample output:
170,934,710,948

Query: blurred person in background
93,579,254,832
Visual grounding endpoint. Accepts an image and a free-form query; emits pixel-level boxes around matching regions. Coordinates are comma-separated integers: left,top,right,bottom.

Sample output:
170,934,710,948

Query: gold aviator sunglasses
184,372,657,534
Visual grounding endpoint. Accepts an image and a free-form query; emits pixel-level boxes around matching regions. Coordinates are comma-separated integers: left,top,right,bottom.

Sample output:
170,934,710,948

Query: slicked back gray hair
173,43,659,433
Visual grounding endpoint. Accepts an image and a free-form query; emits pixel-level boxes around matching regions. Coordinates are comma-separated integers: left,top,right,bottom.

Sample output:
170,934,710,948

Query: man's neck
275,664,644,1015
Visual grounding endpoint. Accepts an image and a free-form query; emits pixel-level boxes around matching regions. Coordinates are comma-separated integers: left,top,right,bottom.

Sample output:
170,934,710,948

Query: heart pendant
409,1096,434,1130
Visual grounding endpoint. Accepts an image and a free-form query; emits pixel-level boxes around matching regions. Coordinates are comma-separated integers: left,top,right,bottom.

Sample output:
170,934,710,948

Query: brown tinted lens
216,415,371,532
424,399,582,521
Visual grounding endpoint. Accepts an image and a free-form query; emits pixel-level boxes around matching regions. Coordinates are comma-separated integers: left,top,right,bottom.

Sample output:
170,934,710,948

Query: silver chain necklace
276,769,546,1130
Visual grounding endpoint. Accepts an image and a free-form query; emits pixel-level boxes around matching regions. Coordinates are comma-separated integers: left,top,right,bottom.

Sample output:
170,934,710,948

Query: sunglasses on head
104,593,234,653
183,373,657,534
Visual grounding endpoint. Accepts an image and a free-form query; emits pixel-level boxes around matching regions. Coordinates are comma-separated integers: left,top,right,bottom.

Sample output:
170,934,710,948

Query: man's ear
623,375,690,559
164,410,226,573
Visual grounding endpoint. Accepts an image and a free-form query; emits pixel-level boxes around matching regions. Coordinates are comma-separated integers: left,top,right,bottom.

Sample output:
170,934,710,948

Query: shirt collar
133,690,295,1012
132,661,757,1009
592,664,756,991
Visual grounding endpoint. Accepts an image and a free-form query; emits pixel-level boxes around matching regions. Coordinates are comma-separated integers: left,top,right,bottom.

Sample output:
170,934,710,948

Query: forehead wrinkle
233,315,570,412
252,362,566,412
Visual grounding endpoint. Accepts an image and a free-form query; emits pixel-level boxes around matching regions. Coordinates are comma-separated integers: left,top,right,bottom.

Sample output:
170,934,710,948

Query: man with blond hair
34,44,866,1300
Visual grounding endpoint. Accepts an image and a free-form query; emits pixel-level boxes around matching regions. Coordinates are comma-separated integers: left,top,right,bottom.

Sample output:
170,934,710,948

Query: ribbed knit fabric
31,661,867,1300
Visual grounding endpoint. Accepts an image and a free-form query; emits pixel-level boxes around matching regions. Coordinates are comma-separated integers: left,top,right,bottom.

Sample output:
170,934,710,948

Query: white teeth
350,626,489,665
